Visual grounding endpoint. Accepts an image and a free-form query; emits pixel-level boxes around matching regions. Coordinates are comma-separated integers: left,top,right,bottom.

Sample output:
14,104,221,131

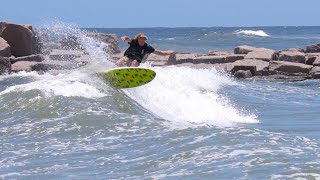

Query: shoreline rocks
0,22,34,57
1,21,320,82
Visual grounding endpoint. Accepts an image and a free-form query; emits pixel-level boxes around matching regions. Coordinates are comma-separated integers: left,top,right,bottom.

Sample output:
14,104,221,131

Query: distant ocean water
85,26,320,53
1,22,320,179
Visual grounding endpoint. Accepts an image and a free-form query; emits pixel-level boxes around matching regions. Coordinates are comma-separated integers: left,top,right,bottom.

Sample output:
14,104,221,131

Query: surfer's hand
121,36,128,41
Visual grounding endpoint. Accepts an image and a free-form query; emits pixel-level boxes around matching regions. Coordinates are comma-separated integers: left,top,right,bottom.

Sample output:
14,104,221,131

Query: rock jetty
1,21,320,81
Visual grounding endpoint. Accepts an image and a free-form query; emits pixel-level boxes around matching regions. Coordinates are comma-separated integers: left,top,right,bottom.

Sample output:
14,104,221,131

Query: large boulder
0,57,11,74
234,45,273,55
0,22,34,57
87,33,121,54
0,37,11,57
306,44,320,53
10,54,44,64
245,49,274,61
269,61,312,74
310,66,320,79
273,49,306,63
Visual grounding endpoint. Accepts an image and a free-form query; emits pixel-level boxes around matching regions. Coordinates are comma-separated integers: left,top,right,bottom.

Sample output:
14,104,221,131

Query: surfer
116,33,176,67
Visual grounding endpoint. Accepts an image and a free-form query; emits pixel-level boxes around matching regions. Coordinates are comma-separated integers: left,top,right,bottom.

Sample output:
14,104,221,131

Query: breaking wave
234,29,270,37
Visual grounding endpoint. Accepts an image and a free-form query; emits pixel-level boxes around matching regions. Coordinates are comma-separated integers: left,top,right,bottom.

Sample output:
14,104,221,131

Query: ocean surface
1,22,320,179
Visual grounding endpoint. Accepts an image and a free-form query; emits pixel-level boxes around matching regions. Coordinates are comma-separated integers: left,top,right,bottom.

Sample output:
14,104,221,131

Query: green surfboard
99,67,157,88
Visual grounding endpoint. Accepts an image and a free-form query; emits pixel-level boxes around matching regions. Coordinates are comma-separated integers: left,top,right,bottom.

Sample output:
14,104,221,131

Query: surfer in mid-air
116,33,176,67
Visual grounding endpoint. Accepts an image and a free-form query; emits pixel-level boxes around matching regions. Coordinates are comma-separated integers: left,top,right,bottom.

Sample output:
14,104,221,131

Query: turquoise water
1,23,320,179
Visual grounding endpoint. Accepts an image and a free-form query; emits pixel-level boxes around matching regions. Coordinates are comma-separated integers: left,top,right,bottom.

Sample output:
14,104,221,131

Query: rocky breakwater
136,44,320,81
0,21,121,75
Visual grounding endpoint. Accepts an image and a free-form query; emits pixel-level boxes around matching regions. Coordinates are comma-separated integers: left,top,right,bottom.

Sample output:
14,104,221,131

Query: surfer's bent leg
116,56,131,67
130,60,140,67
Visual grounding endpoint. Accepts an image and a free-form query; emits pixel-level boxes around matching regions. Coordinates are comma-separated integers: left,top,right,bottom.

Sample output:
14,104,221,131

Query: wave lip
124,66,258,128
234,29,270,37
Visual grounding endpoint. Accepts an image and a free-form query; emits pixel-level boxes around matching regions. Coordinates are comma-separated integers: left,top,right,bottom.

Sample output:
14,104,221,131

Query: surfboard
98,67,157,88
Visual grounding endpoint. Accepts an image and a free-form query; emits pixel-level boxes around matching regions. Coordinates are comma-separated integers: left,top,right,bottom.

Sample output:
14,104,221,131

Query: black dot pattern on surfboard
103,68,156,88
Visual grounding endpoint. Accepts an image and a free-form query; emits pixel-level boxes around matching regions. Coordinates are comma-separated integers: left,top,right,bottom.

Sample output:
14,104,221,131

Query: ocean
1,22,320,179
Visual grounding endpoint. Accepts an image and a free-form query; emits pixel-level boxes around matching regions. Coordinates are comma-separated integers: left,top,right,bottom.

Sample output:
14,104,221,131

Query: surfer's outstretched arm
121,36,132,43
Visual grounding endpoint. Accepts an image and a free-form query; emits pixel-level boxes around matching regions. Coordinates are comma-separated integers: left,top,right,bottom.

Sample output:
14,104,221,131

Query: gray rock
10,54,44,64
176,54,244,64
245,49,274,61
226,54,245,62
49,49,83,61
310,66,320,79
145,53,176,66
269,61,312,74
306,44,320,53
176,53,199,64
313,58,320,66
305,56,316,65
11,60,88,73
231,65,256,76
234,45,273,54
31,60,88,72
0,57,11,74
233,59,269,71
253,74,308,82
87,33,121,54
208,50,233,56
234,45,257,54
234,70,253,79
0,22,34,57
274,49,306,63
11,61,39,72
176,62,229,71
0,37,11,57
283,48,305,53
305,53,320,65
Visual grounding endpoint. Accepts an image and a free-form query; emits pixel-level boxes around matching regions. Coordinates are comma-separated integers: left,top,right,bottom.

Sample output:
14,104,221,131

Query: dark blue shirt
124,39,155,62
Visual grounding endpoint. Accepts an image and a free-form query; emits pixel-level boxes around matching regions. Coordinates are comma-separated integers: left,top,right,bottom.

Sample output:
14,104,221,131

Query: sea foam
125,66,258,127
234,29,270,37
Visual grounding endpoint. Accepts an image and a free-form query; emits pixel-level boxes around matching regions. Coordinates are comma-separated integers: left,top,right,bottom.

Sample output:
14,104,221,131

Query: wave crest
234,29,270,37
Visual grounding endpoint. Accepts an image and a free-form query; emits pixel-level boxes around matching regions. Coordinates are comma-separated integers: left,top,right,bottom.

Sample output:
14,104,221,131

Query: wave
0,21,258,128
0,71,107,98
234,29,270,37
125,66,258,127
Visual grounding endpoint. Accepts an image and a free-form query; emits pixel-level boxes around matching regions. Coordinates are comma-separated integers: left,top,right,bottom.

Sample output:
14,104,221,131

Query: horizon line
80,25,320,29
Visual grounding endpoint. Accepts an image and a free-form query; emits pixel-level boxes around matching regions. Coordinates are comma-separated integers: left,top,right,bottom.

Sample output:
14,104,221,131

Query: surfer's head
135,33,148,46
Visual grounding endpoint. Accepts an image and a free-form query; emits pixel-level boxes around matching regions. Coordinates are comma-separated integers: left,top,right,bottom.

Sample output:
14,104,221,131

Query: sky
1,0,320,28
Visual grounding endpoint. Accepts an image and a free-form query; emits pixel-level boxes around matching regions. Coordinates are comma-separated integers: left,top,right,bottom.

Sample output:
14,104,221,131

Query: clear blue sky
1,0,319,28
